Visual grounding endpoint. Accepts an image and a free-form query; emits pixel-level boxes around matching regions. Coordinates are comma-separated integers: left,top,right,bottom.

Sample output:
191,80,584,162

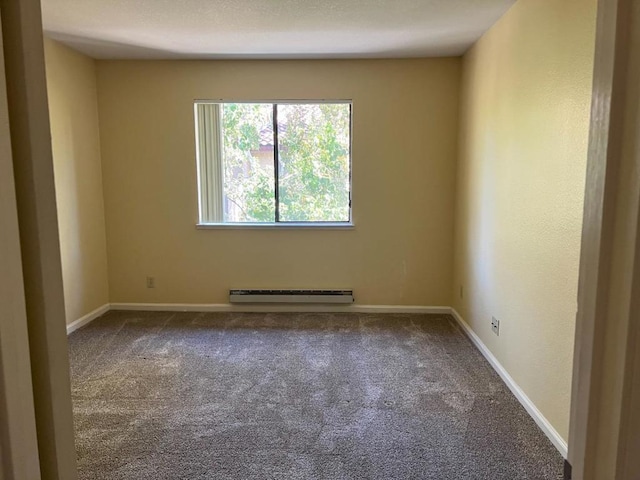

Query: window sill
196,222,354,230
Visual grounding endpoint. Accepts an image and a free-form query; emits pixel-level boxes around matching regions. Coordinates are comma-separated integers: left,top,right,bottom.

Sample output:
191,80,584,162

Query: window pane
276,104,351,222
221,103,275,222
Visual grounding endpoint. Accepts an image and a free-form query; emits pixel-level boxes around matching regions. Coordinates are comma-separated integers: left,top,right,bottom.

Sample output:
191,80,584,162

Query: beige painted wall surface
96,59,460,305
452,0,597,442
45,38,110,324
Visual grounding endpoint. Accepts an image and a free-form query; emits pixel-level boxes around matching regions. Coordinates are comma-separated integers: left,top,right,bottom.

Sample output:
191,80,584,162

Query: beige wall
452,0,597,443
96,59,461,305
45,38,109,324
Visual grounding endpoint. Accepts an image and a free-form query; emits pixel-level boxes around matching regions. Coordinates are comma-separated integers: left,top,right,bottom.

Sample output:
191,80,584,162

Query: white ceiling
42,0,516,60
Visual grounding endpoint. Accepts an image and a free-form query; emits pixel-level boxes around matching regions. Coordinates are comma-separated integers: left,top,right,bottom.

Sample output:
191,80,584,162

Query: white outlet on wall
491,316,500,336
146,276,155,288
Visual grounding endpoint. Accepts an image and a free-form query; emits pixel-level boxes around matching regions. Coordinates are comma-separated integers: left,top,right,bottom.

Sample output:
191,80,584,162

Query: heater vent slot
229,289,354,304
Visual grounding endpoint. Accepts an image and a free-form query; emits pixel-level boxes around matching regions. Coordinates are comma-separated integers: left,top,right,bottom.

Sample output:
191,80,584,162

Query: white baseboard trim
66,303,110,335
109,303,451,314
449,308,568,459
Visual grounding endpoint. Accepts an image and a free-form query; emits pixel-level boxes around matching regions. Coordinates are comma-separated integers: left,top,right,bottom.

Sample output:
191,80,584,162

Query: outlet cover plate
491,316,500,336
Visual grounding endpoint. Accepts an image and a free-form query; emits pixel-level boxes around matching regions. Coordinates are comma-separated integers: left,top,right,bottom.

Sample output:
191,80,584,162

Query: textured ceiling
41,0,516,60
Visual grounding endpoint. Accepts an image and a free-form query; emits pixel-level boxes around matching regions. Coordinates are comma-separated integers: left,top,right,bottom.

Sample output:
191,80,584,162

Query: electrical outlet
146,276,155,288
491,316,500,336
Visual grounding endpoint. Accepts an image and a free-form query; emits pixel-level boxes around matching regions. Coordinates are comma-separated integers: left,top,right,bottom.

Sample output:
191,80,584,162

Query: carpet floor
68,311,564,479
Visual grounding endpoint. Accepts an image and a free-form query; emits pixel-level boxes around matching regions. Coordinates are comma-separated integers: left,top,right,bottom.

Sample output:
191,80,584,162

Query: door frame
568,0,640,478
0,9,41,480
0,0,77,478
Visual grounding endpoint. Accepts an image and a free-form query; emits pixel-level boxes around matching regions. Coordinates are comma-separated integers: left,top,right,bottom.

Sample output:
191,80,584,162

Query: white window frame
194,100,353,228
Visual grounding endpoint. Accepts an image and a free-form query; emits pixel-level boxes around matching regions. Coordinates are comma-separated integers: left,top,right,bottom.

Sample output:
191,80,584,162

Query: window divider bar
273,103,280,222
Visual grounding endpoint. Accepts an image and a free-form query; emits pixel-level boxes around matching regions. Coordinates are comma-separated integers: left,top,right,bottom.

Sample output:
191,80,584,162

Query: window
195,101,352,225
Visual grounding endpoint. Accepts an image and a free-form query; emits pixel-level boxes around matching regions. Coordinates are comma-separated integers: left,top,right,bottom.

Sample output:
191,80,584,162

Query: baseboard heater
229,289,354,304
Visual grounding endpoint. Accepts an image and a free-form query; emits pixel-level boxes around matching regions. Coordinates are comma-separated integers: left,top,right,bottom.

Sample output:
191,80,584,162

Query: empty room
7,0,640,478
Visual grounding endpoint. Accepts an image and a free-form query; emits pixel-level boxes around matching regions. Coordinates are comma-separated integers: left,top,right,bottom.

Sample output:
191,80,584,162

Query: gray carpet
68,311,564,479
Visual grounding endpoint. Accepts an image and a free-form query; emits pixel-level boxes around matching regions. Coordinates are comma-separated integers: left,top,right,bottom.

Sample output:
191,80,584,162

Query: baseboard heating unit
229,289,355,304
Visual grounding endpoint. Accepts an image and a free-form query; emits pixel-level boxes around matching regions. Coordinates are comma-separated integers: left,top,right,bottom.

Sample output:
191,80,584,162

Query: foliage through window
195,101,351,224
